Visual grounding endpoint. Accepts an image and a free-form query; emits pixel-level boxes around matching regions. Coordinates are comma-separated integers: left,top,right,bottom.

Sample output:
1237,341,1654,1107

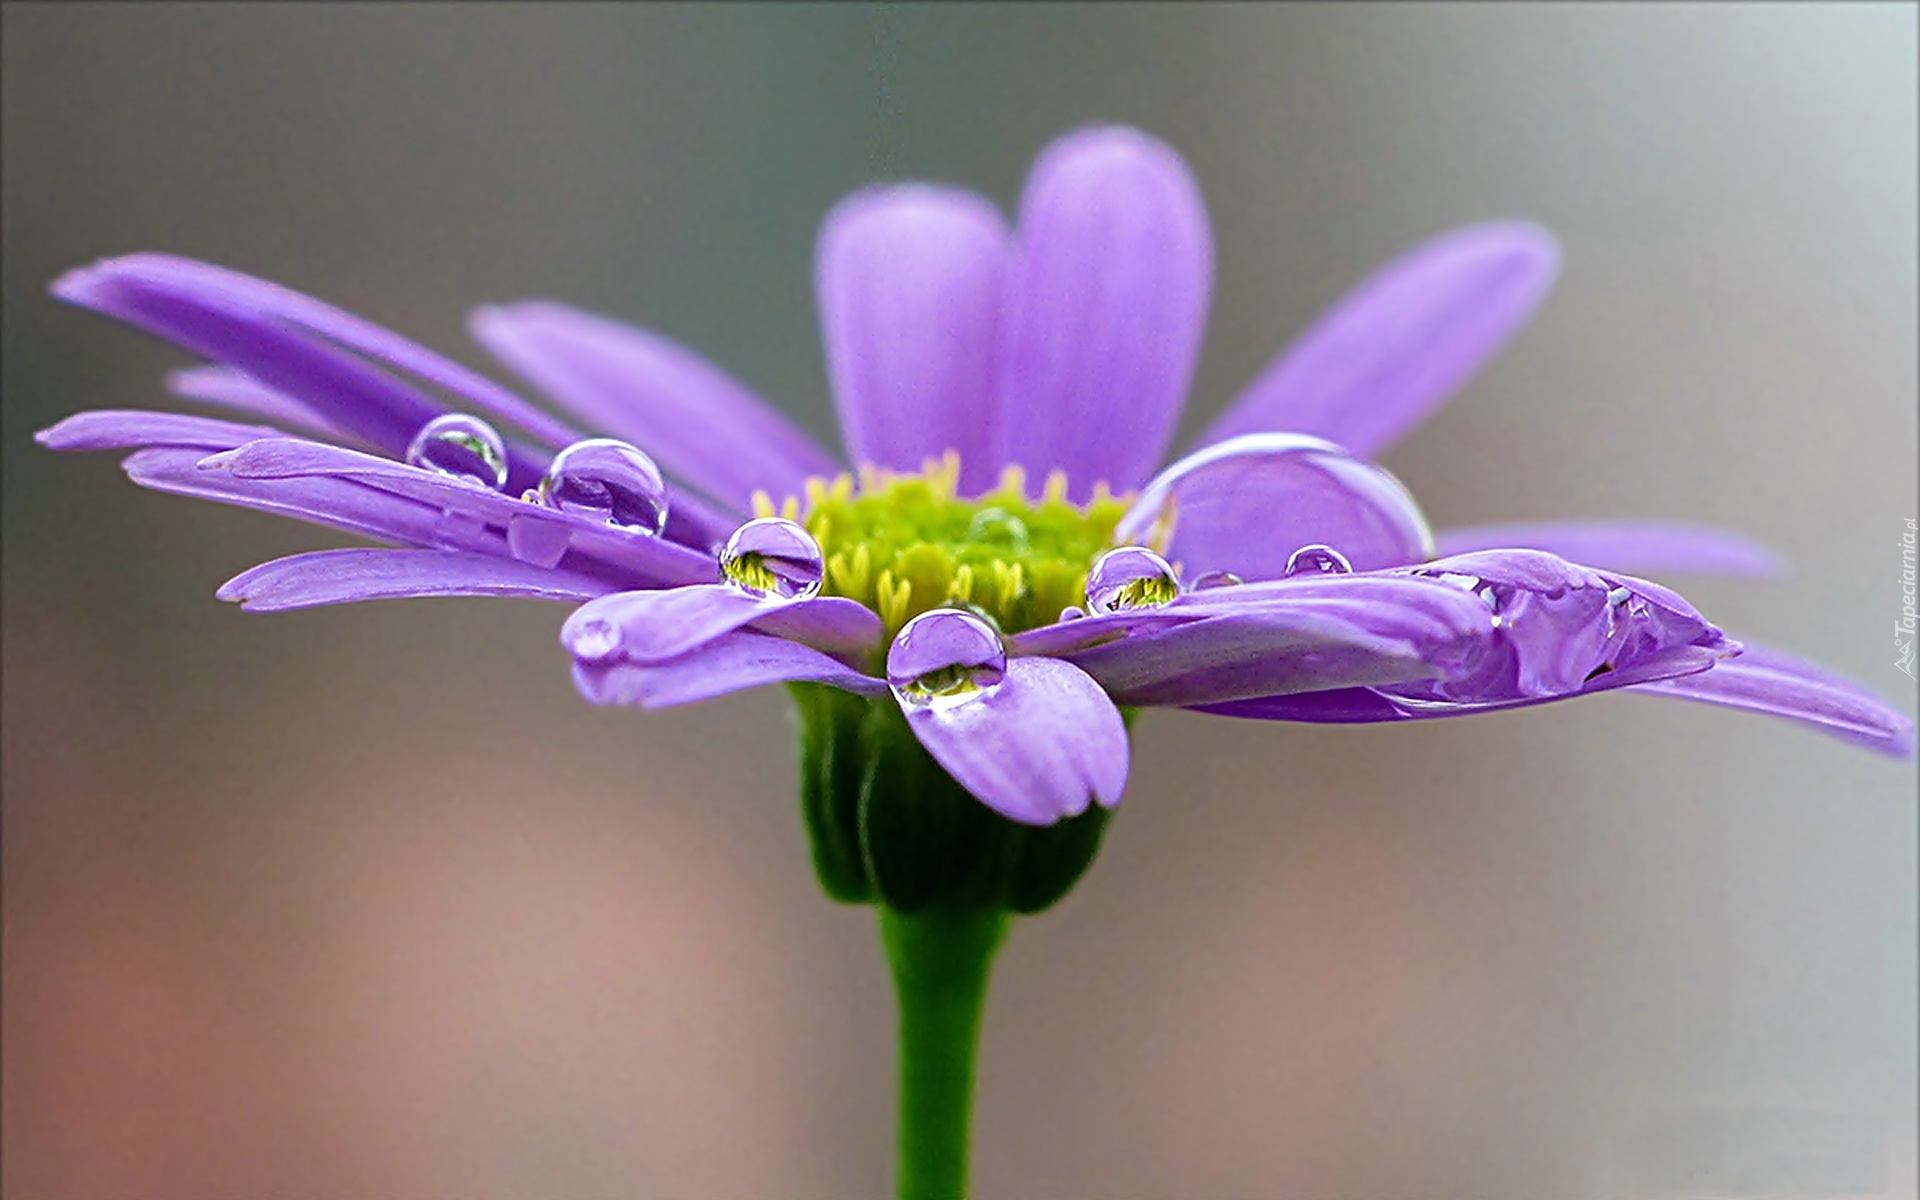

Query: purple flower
38,126,1912,837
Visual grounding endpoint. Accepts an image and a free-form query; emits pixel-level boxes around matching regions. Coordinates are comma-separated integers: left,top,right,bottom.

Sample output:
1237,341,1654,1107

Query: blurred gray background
3,5,1914,1198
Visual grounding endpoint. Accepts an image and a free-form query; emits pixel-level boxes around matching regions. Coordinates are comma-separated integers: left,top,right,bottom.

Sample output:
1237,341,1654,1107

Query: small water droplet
965,507,1030,552
1085,546,1181,615
570,616,621,662
1057,605,1087,623
887,609,1007,707
720,517,824,600
406,413,508,490
538,438,669,535
1188,570,1244,592
1282,544,1352,577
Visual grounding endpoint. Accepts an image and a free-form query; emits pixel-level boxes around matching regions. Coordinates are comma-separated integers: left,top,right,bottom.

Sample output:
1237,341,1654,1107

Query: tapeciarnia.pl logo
1898,518,1916,679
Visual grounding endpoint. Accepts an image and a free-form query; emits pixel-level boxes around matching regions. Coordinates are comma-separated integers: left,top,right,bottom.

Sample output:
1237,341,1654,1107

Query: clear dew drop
887,608,1008,707
569,616,621,663
1084,545,1181,615
1282,544,1353,577
1057,605,1087,623
1187,570,1244,592
538,438,669,536
406,413,508,490
720,517,824,600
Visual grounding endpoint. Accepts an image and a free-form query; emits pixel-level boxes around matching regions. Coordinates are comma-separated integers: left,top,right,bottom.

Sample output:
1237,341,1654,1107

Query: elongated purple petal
561,583,882,663
207,438,720,588
36,409,286,452
1435,520,1783,578
816,185,1010,494
1632,642,1914,757
56,254,579,447
994,127,1212,499
52,259,552,496
166,365,350,440
1113,432,1435,580
471,301,838,510
1200,223,1558,457
573,629,888,709
219,548,612,611
897,656,1127,826
1059,574,1497,706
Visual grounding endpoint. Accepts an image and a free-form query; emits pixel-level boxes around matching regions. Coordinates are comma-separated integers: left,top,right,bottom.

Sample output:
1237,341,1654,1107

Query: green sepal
791,682,874,903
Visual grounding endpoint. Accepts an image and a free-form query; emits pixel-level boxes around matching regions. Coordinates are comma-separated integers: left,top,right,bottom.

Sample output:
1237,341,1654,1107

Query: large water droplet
538,438,669,535
1085,546,1180,615
1283,544,1352,577
406,413,508,490
720,517,824,600
1188,570,1244,592
887,609,1007,707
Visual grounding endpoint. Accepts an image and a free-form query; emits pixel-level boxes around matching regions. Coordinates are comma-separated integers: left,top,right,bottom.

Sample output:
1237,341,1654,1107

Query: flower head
39,127,1912,907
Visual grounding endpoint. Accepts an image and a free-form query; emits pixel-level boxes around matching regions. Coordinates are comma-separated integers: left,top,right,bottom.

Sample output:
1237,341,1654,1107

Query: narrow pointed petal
471,301,838,510
573,630,887,709
995,127,1212,499
562,584,882,664
1060,574,1497,706
55,253,579,448
1632,642,1915,757
37,409,285,452
1435,520,1783,578
219,548,611,611
207,437,721,587
166,365,350,440
817,185,1009,493
1114,432,1436,580
898,657,1128,826
1200,223,1558,457
52,259,553,495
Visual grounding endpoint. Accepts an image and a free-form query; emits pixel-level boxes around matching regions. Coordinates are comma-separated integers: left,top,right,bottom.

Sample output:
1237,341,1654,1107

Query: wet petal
816,185,1009,493
1200,223,1558,457
1113,432,1435,579
573,629,887,709
52,258,555,496
37,409,286,452
472,301,838,510
219,548,611,611
1632,642,1915,758
995,127,1212,499
562,583,882,664
898,656,1128,826
1434,519,1783,578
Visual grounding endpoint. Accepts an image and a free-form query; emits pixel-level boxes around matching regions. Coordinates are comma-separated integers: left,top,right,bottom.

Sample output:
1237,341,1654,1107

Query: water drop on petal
1085,546,1181,615
1187,570,1244,592
570,616,621,662
1283,544,1353,577
720,517,824,600
1058,605,1087,622
406,413,508,490
538,438,669,535
887,608,1007,707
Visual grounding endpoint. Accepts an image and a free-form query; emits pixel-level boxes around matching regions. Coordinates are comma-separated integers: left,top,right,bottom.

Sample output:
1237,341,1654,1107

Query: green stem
879,906,1010,1200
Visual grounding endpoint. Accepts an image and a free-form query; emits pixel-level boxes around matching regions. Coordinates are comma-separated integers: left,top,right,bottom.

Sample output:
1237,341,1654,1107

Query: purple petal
471,301,838,510
1434,520,1783,578
573,629,888,709
166,365,351,440
561,583,882,664
206,438,720,588
816,185,1009,494
1059,574,1498,706
52,258,554,496
994,126,1213,499
1632,642,1915,758
36,409,286,452
218,548,612,612
56,253,579,448
1200,223,1559,458
897,656,1128,826
1113,433,1435,580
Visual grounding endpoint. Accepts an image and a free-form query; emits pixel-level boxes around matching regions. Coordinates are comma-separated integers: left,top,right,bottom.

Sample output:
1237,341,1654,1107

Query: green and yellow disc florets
751,452,1132,637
